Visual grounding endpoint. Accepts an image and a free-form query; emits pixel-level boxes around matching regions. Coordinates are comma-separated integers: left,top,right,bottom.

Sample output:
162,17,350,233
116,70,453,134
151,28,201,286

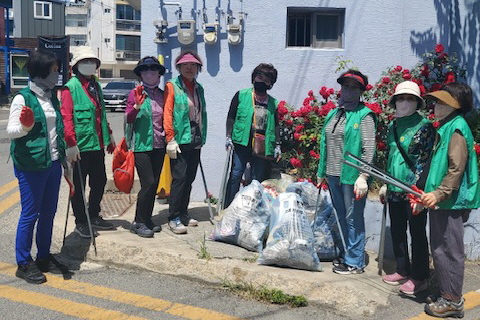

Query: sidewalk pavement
50,157,403,318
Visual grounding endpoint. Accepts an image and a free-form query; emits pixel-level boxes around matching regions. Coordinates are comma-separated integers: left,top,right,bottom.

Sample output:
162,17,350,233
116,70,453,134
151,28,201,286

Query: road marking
0,284,146,320
0,192,20,214
0,262,240,320
409,290,480,319
0,180,18,195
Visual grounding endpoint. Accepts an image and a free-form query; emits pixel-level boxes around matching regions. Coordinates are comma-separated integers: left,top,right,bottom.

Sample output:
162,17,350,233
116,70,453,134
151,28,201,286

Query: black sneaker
16,260,47,284
145,220,161,233
130,222,154,238
36,254,69,274
425,296,464,318
332,257,344,267
91,216,114,230
332,263,364,275
74,224,99,238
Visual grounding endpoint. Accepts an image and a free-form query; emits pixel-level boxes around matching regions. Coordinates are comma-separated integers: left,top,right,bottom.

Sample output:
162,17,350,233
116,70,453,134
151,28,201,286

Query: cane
76,161,98,256
217,147,233,212
199,160,215,225
378,200,387,275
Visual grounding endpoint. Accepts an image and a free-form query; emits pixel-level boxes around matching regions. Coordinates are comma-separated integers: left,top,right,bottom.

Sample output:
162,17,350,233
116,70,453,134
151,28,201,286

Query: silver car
103,81,137,111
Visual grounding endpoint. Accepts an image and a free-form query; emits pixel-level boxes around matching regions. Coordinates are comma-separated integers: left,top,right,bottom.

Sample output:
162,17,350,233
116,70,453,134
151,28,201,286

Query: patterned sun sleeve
407,122,436,185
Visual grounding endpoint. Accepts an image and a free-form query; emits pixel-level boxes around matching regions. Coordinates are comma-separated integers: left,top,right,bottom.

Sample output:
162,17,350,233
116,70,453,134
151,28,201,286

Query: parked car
102,80,137,111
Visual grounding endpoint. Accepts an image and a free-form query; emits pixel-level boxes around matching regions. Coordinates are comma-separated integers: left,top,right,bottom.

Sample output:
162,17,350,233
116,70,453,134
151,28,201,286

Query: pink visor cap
176,53,203,66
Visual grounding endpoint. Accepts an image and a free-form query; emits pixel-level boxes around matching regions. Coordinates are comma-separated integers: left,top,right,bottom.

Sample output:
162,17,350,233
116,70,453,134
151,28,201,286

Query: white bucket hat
71,46,101,68
388,81,425,109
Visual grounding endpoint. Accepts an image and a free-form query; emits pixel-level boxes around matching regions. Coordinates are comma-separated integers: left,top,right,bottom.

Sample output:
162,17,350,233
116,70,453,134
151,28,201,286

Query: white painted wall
141,0,477,201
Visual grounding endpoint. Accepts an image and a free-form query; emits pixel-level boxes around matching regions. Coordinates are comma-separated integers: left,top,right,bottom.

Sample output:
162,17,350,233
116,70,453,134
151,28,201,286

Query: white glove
354,173,369,200
66,145,81,163
274,144,282,160
317,176,326,188
411,202,425,215
379,185,387,204
167,139,181,159
225,137,233,150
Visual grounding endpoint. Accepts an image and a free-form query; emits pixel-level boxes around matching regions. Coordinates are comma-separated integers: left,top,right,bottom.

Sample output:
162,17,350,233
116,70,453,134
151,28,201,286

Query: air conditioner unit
115,51,125,59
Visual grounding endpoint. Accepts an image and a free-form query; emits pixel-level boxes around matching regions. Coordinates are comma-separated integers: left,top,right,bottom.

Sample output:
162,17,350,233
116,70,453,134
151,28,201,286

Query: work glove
411,202,425,215
167,139,181,159
379,185,387,204
66,145,81,163
316,177,327,189
19,106,35,131
274,144,282,162
62,160,75,197
134,85,146,108
354,173,369,200
225,137,233,150
106,134,116,154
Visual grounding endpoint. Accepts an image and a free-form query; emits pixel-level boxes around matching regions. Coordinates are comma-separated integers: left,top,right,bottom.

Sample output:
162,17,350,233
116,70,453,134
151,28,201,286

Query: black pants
72,150,107,225
134,148,165,223
168,147,201,220
388,200,429,280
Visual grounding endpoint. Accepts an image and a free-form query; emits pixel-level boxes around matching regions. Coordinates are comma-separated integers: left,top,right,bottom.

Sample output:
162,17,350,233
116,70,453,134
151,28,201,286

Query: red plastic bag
112,137,135,194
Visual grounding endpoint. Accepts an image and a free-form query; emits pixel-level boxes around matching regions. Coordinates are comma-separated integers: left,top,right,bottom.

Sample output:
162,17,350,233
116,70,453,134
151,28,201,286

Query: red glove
407,185,424,216
20,106,34,128
134,85,146,107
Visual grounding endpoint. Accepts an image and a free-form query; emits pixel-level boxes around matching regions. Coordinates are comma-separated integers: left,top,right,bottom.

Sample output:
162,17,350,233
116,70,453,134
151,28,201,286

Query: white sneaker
168,218,187,234
181,214,198,227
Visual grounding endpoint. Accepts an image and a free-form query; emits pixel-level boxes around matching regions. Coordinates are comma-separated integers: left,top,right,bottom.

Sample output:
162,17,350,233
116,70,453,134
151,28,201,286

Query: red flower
365,84,373,91
294,133,302,141
395,65,403,72
402,69,410,74
290,157,302,168
382,77,391,84
445,71,455,84
365,102,382,115
303,97,311,107
433,121,440,128
428,113,435,120
284,119,293,126
413,78,423,86
438,52,448,61
277,104,289,117
382,99,389,106
435,44,444,53
295,125,304,133
420,65,430,77
431,83,442,92
474,144,480,155
377,141,387,151
403,73,412,80
309,150,320,159
319,101,336,116
308,90,314,97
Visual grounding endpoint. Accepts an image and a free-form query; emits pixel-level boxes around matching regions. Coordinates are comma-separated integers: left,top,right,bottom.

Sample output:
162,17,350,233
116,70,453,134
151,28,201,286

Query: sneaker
332,263,364,275
332,257,344,268
399,279,428,295
425,296,464,318
145,220,161,233
383,272,408,285
74,224,99,238
130,222,154,238
91,216,114,230
36,254,69,274
180,214,198,227
168,218,188,234
426,294,441,304
16,261,46,284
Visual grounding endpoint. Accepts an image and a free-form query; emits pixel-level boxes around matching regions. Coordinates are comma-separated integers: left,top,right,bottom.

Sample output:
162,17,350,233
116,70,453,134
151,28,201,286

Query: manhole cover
100,192,136,218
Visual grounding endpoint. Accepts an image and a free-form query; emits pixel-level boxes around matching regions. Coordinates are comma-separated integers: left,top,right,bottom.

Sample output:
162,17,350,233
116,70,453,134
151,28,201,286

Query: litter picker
76,162,98,256
62,161,75,246
378,200,387,275
216,146,233,212
199,160,215,224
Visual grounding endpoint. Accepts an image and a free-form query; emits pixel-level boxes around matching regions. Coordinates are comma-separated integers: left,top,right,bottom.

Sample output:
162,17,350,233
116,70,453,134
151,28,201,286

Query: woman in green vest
224,63,281,208
126,56,167,238
317,69,376,275
378,81,435,295
7,50,69,284
420,83,480,318
164,51,207,234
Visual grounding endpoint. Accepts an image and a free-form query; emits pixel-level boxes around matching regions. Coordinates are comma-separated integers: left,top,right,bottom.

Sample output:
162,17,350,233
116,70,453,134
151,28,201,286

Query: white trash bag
209,180,271,252
258,192,322,271
285,181,319,222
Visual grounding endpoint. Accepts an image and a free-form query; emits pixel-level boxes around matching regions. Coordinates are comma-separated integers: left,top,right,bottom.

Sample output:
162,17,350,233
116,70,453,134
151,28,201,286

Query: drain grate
100,192,136,218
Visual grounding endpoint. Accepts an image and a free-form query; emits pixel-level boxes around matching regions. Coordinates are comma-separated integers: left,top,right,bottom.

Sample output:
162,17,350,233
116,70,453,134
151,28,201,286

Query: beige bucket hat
71,46,101,68
389,81,426,109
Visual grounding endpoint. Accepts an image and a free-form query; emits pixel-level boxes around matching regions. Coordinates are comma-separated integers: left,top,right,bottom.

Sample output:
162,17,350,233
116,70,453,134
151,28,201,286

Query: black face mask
253,81,269,93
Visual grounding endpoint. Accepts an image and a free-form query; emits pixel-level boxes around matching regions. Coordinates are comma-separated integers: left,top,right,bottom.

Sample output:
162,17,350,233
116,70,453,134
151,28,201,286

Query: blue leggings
14,160,62,265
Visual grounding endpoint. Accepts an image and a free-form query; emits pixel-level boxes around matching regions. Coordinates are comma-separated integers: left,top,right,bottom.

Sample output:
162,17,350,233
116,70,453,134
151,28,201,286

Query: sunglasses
138,65,161,72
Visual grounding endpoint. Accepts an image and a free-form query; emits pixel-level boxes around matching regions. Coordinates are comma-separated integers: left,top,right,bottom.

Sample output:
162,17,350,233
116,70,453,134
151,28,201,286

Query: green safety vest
126,96,154,152
169,76,207,145
231,88,278,156
386,112,430,192
64,76,110,152
10,87,66,171
425,115,480,210
317,104,375,184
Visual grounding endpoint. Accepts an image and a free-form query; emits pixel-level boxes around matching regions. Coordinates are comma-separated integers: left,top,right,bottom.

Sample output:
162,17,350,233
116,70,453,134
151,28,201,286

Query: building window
10,54,29,88
34,1,52,20
287,7,344,49
66,14,87,27
116,34,140,60
70,34,87,46
116,4,140,21
104,38,111,43
105,8,111,13
100,69,113,78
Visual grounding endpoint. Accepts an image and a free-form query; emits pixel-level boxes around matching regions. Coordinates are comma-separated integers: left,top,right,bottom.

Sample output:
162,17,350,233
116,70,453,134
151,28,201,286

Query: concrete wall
141,0,478,201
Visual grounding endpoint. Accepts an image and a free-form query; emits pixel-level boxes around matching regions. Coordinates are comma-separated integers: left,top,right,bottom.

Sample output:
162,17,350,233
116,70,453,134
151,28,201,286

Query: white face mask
395,100,417,118
77,61,97,76
434,103,455,120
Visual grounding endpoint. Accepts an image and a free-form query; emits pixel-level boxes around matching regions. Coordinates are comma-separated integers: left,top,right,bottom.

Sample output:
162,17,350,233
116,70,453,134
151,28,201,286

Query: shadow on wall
410,0,480,105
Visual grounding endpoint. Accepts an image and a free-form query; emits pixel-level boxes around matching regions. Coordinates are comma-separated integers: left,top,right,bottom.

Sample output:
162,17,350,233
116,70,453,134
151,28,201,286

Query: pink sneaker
383,272,407,285
399,279,428,295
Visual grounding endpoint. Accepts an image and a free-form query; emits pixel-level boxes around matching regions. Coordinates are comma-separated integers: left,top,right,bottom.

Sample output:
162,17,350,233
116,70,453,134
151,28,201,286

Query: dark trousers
225,144,268,208
388,200,429,280
134,148,165,223
430,209,470,302
168,147,201,220
71,150,107,225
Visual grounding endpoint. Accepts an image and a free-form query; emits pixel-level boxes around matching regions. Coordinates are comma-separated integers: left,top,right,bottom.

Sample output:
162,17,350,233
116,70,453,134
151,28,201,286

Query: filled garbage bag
312,189,343,261
285,181,319,222
209,180,271,252
258,192,322,271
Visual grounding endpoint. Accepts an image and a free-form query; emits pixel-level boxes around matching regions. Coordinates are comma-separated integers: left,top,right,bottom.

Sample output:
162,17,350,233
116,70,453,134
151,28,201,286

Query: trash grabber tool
62,160,75,246
199,160,215,224
76,161,97,256
217,146,233,212
62,197,71,246
378,200,387,275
